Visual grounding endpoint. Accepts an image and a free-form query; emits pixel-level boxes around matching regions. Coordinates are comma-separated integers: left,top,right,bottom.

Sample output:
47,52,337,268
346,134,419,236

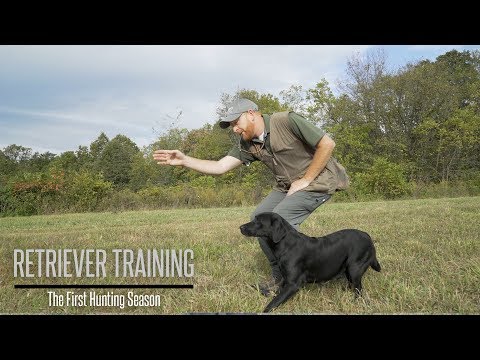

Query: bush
99,188,143,212
353,158,411,199
64,170,113,212
411,178,480,199
0,185,40,216
189,176,216,188
2,171,65,216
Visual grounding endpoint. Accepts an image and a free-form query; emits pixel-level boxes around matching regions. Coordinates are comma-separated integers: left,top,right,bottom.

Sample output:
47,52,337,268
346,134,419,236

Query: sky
0,45,479,155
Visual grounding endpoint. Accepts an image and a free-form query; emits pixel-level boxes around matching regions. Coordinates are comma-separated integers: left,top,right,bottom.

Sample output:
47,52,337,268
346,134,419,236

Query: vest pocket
274,175,290,192
325,157,350,191
307,164,336,193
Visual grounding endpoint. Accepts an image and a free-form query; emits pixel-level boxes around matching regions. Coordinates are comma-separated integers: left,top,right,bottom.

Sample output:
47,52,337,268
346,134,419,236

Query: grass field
0,196,479,314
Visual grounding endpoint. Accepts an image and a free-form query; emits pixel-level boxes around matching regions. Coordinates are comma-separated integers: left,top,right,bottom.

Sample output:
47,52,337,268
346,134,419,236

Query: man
153,98,348,295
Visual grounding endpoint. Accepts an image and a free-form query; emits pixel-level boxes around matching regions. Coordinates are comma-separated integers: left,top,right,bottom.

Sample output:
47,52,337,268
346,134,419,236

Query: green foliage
0,186,13,215
186,124,232,161
278,80,336,126
305,79,336,125
2,144,32,163
325,122,374,174
241,162,274,189
50,151,78,172
135,183,269,209
189,175,216,188
410,174,480,199
354,157,411,199
238,89,286,114
0,150,15,177
145,128,191,186
217,89,285,121
280,84,307,114
64,170,113,212
96,134,140,187
89,132,109,161
413,107,480,181
0,169,64,216
148,128,189,151
128,153,157,191
1,48,480,216
98,188,143,212
75,145,92,170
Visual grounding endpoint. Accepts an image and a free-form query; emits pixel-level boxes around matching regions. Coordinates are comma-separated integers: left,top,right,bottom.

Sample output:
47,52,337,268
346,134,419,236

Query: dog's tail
367,234,381,272
371,258,381,272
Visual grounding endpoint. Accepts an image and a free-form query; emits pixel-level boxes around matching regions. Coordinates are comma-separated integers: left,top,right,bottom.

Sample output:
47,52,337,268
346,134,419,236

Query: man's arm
153,150,242,175
287,134,336,196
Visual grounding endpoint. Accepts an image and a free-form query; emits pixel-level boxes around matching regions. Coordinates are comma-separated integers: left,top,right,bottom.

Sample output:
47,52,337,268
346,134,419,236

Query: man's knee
251,208,284,222
268,209,300,230
250,210,298,230
251,205,267,221
251,207,273,221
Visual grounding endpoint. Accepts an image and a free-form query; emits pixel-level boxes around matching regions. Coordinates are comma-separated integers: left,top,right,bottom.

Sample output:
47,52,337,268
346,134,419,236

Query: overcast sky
1,45,479,155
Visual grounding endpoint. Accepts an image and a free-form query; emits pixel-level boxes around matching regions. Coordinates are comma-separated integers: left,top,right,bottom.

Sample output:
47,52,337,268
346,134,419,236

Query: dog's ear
271,213,289,243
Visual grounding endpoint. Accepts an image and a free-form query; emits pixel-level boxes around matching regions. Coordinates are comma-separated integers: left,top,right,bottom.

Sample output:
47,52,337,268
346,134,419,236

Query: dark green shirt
227,112,325,165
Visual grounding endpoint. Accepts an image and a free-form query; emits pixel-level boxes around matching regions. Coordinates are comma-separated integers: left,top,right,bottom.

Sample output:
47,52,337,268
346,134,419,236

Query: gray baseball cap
218,98,258,129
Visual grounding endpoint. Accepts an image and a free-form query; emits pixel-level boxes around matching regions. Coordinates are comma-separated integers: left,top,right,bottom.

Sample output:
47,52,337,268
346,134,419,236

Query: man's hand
287,178,311,196
286,134,336,196
153,150,185,166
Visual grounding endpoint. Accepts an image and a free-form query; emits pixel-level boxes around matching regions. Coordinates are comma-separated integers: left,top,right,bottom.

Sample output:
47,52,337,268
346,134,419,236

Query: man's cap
218,98,258,129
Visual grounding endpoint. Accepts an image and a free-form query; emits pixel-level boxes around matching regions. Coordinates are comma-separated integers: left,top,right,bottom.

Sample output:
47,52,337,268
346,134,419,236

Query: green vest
247,111,349,194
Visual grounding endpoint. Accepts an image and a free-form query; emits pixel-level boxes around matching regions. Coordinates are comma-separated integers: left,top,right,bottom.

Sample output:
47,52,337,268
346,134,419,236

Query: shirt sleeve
227,144,257,165
288,112,325,149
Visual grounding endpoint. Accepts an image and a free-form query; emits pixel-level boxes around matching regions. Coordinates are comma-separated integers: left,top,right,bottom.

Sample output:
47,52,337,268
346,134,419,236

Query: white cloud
0,44,395,154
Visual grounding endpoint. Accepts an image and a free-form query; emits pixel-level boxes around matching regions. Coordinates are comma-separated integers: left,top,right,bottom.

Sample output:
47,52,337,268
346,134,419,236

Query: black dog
239,212,381,313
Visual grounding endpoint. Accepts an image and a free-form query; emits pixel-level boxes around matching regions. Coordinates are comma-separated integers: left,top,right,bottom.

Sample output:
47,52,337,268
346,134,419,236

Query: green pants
251,190,331,282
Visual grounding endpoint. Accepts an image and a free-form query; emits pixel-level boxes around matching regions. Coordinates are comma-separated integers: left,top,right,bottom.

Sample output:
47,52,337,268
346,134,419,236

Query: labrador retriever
239,212,381,313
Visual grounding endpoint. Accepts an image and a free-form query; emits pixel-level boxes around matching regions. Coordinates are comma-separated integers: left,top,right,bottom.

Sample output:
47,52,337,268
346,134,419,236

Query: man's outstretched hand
153,150,186,166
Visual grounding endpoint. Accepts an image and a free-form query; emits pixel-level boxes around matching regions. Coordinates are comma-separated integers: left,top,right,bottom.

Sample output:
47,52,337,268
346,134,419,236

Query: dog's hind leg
263,283,300,313
351,276,363,297
346,264,363,297
345,269,353,289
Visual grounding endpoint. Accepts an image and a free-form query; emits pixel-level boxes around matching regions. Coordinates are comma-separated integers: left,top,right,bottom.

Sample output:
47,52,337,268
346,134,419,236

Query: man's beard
239,123,254,141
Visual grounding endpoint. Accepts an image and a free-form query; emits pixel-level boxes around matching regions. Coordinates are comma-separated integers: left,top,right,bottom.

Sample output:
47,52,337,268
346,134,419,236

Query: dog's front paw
258,282,279,297
249,283,274,297
263,305,275,313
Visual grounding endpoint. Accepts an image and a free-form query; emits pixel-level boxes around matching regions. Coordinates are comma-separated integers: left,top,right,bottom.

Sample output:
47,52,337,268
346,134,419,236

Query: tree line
1,49,479,216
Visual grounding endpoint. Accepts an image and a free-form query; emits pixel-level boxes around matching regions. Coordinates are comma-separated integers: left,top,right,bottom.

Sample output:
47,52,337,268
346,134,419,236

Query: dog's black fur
240,212,381,313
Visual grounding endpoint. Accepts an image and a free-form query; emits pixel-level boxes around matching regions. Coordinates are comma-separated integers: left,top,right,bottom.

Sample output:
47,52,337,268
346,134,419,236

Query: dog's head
239,212,290,243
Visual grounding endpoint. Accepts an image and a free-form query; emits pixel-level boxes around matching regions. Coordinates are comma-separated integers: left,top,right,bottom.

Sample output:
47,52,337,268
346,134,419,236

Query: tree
216,89,285,120
280,84,307,115
305,79,336,126
28,152,56,172
97,135,140,187
2,144,32,163
436,50,480,108
50,151,78,173
76,145,92,170
129,152,157,191
90,132,109,161
413,107,480,181
0,149,15,177
146,127,190,186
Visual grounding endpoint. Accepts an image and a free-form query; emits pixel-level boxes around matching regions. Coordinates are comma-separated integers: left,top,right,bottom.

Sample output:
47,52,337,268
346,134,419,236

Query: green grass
1,197,479,314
